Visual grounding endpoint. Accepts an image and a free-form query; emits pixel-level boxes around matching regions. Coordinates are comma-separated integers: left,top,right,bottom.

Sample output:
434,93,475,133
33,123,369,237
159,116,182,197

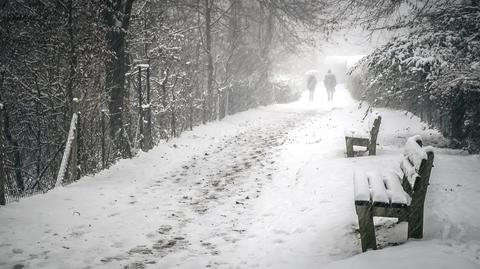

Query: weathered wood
55,99,79,187
137,65,144,150
216,90,220,121
77,109,83,179
345,137,354,157
224,88,229,117
345,115,381,157
408,151,434,239
69,99,79,183
354,136,434,251
143,66,153,151
0,104,6,205
373,206,407,218
101,110,106,169
356,205,377,251
368,116,382,155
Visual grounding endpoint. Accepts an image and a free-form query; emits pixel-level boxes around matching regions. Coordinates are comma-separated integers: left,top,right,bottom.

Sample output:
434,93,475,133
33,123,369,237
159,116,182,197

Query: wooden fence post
143,66,153,151
224,88,229,118
0,104,6,205
54,98,79,187
101,109,106,169
69,98,79,183
137,65,144,150
77,104,83,179
216,89,220,121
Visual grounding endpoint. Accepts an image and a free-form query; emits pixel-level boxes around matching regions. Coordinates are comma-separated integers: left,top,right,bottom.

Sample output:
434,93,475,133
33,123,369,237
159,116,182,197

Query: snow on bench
353,135,434,252
354,170,409,208
345,112,381,157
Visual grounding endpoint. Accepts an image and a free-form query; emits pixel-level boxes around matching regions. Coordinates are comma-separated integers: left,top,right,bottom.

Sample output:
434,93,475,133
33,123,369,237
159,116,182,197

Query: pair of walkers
307,69,337,101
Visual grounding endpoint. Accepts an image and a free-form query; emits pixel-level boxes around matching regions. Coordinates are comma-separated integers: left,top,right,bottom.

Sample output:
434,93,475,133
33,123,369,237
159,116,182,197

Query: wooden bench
345,113,381,157
353,135,434,252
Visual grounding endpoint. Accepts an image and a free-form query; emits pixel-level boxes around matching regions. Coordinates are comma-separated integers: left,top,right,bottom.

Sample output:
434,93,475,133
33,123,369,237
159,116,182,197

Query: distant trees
347,2,480,151
0,0,335,202
0,0,106,198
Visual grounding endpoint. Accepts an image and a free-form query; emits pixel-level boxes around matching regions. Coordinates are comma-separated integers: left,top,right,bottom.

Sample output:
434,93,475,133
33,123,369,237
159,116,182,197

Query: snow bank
324,241,478,269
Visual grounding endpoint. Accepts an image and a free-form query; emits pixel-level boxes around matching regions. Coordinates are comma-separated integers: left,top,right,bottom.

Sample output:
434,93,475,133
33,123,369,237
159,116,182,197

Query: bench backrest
369,114,382,143
400,135,434,205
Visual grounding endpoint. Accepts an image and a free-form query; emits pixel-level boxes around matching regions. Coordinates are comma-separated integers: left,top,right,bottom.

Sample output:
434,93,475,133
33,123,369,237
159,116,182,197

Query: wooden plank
373,206,407,218
354,170,370,203
400,158,419,190
383,170,410,206
351,137,370,147
367,171,389,206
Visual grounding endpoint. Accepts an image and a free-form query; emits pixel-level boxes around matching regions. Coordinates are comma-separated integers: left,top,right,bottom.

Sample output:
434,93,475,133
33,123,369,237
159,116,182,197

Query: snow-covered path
1,85,479,269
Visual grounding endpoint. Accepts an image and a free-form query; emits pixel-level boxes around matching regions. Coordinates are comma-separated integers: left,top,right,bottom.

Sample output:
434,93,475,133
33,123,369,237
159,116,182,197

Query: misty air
0,1,479,268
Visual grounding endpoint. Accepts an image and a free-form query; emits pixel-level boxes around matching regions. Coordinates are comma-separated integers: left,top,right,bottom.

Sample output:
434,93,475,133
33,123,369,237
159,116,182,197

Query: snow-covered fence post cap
72,98,79,114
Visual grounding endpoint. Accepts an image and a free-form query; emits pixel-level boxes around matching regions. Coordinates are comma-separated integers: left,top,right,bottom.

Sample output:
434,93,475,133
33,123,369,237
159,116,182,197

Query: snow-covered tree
350,4,480,151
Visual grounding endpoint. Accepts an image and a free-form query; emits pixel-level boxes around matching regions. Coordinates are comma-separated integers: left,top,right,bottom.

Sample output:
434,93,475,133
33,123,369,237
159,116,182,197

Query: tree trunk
205,0,214,122
66,0,77,118
3,111,23,192
104,0,134,142
451,90,466,141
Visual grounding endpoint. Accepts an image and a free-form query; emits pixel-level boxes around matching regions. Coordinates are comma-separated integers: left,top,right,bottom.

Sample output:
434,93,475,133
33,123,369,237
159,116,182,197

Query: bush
348,5,480,152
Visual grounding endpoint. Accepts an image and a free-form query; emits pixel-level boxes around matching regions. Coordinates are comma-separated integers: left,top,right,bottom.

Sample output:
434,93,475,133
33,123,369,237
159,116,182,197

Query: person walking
307,74,317,101
324,69,337,101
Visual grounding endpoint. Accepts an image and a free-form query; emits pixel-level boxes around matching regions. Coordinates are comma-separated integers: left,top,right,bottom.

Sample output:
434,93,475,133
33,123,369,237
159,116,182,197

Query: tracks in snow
102,110,320,268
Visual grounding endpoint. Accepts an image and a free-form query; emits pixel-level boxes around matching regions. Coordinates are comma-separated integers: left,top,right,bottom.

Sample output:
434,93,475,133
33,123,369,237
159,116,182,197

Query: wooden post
55,99,79,187
189,94,193,131
216,89,220,121
345,137,354,157
101,110,106,169
76,109,82,179
224,88,229,117
137,65,144,150
143,66,153,151
69,98,79,183
0,104,6,205
356,204,377,251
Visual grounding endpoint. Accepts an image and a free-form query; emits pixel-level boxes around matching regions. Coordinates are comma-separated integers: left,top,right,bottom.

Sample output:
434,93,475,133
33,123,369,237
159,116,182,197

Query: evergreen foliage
349,4,480,151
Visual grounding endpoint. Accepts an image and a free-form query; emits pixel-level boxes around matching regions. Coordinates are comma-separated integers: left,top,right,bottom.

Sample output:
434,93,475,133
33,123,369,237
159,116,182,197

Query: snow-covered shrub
351,5,480,152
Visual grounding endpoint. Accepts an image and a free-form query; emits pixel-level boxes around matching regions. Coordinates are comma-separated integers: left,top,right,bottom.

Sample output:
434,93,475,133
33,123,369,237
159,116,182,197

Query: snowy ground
1,85,479,269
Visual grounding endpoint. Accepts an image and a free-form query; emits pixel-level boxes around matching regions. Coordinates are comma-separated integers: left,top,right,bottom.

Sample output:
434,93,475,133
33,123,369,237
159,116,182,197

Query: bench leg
356,205,377,252
408,206,424,239
345,137,354,157
368,141,376,156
